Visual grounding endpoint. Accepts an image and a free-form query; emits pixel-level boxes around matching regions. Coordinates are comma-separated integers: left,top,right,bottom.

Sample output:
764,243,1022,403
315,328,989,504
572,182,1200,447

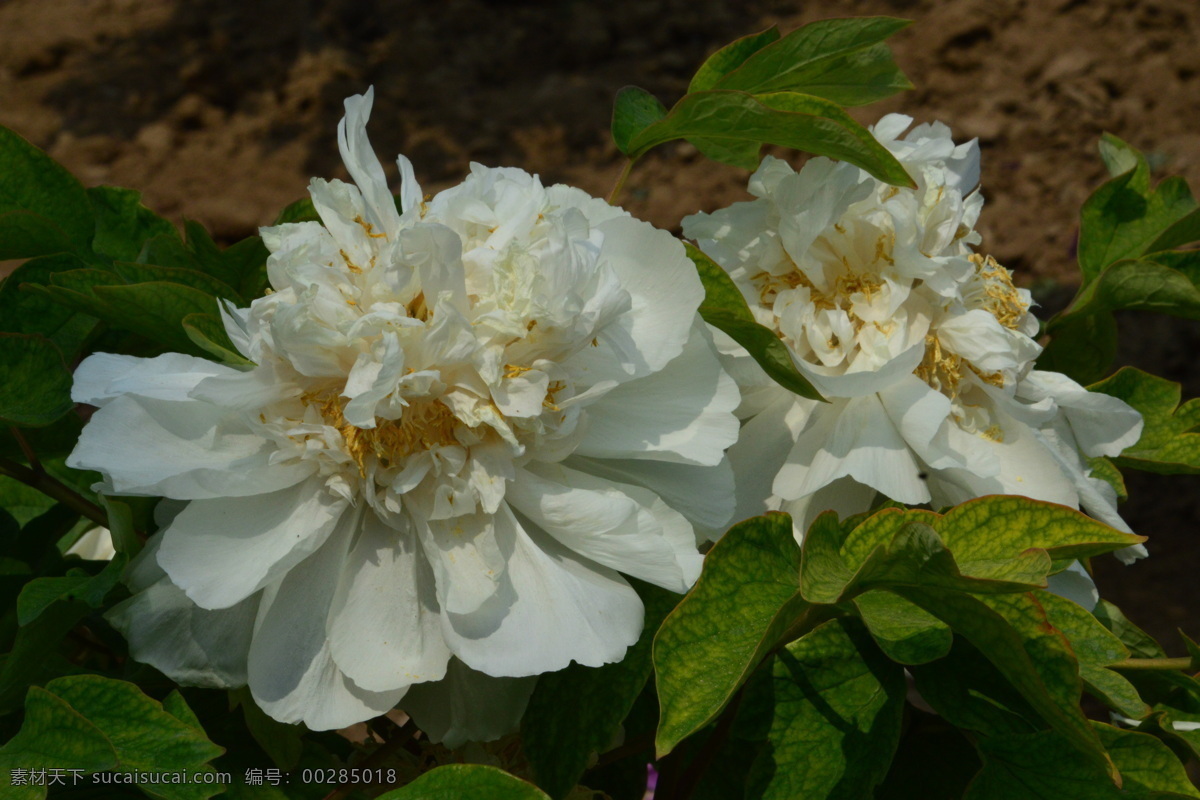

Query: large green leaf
1090,367,1200,473
875,711,981,800
712,17,912,106
376,765,550,800
1094,600,1167,660
0,253,99,361
0,333,73,428
853,589,951,665
611,86,668,155
1057,257,1200,321
0,676,224,800
1078,133,1197,283
1038,592,1148,719
688,27,782,94
625,90,913,185
744,618,905,800
1036,311,1119,385
523,582,677,799
15,555,127,626
88,185,179,263
686,243,822,400
964,723,1199,799
0,126,94,259
910,638,1043,737
653,513,812,756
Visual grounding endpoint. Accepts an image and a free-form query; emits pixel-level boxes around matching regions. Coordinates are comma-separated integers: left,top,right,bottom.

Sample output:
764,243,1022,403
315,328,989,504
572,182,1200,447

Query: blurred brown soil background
1,0,1198,647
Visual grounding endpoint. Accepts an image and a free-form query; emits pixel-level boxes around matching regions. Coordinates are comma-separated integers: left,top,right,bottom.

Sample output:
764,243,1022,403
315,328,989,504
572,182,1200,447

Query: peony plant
1,15,1200,800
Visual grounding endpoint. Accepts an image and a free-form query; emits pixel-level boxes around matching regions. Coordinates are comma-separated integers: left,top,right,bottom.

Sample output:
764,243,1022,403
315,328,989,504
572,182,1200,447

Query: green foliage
0,126,94,260
1041,135,1200,383
611,17,914,185
0,334,74,428
523,582,677,799
376,765,551,800
1091,367,1200,473
0,677,224,800
686,243,823,400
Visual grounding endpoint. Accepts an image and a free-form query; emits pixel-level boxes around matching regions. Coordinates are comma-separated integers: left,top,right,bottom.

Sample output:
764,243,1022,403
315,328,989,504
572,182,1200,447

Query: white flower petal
415,512,507,617
574,323,739,466
1046,561,1099,611
328,513,450,691
1020,370,1144,458
444,505,643,677
157,476,348,609
338,88,403,240
67,395,315,499
507,463,702,593
248,513,406,730
72,352,232,406
401,659,536,748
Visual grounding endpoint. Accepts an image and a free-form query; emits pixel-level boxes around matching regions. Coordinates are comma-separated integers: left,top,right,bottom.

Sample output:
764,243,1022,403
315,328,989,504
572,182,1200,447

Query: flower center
311,392,463,477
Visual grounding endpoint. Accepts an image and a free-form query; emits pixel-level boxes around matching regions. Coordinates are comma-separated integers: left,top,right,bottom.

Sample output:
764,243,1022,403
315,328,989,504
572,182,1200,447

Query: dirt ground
1,0,1198,646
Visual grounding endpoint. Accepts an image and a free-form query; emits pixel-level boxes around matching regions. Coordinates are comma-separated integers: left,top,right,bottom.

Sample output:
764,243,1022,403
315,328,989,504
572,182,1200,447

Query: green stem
1112,656,1195,671
0,454,107,529
607,158,636,206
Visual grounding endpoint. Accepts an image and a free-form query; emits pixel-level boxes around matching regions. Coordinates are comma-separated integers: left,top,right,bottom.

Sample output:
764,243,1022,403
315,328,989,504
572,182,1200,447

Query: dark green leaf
611,86,668,155
376,764,550,800
626,90,913,186
1036,311,1118,385
0,333,73,427
231,688,303,771
653,513,811,756
688,27,781,94
89,281,222,355
853,589,951,665
182,312,252,366
875,711,981,800
273,197,320,225
16,555,127,626
1057,257,1200,320
1088,457,1128,501
910,638,1043,737
0,125,94,257
1,675,225,800
524,582,676,799
1094,600,1167,660
0,253,99,360
1090,367,1200,473
714,17,913,106
687,243,822,400
0,600,91,713
87,186,179,263
1078,134,1197,282
965,724,1199,799
745,618,905,800
112,261,242,301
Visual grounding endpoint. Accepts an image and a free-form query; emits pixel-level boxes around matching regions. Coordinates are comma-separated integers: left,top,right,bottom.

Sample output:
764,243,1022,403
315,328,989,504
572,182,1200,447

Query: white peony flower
682,114,1144,564
73,88,739,732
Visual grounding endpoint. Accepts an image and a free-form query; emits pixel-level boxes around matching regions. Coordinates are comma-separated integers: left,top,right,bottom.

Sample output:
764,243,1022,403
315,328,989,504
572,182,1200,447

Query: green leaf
0,675,225,799
965,724,1200,799
688,27,781,94
900,589,1115,781
0,599,91,713
910,638,1043,737
182,312,252,366
1094,600,1167,660
1088,457,1128,501
744,618,905,800
1078,134,1197,282
713,17,913,106
0,333,73,427
1038,592,1148,719
626,90,913,186
0,125,94,258
611,86,668,155
88,185,179,263
376,764,550,800
875,711,981,800
1090,367,1200,473
686,243,822,400
0,476,57,527
87,281,222,355
653,512,811,756
231,688,303,771
112,261,242,301
0,253,99,360
853,589,951,665
523,581,676,799
15,555,127,626
1057,257,1200,321
273,197,320,225
1036,310,1118,385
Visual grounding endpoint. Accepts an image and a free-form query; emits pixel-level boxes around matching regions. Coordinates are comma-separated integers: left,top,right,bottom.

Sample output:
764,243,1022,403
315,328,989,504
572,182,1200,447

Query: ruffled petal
401,659,536,748
444,504,644,677
507,463,703,593
67,394,315,499
157,476,348,609
328,513,451,691
72,352,233,406
248,511,406,729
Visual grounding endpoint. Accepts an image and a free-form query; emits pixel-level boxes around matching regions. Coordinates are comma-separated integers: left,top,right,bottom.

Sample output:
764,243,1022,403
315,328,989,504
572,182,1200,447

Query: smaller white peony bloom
683,114,1144,565
73,88,739,734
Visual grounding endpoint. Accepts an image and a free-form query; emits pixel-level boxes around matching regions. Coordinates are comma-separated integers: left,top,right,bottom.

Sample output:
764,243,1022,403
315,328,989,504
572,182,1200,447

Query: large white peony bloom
73,89,739,731
682,114,1144,567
